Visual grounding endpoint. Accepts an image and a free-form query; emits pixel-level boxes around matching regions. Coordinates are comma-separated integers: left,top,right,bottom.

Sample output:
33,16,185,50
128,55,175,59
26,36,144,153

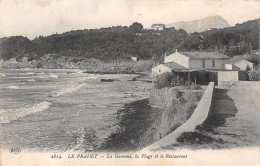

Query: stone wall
142,82,215,151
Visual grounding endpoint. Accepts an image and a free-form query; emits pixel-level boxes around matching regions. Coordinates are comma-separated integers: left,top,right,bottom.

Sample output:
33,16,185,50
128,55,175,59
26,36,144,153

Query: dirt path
163,81,260,150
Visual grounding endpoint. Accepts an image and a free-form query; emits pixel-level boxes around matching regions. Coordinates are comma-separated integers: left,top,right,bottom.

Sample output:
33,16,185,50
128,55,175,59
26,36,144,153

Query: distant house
151,24,165,31
131,56,138,61
224,59,254,71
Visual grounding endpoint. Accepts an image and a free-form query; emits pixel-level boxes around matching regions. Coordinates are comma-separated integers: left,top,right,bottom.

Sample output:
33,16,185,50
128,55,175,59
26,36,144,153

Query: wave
35,73,58,79
70,126,86,151
25,72,35,75
48,74,59,78
6,86,19,89
0,101,52,124
50,84,84,97
27,79,35,82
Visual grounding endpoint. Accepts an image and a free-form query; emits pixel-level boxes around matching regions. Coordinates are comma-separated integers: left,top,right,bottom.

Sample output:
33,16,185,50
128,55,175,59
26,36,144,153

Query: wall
224,64,237,70
141,82,215,151
189,59,225,69
149,87,204,139
164,52,189,68
151,64,171,76
218,71,239,86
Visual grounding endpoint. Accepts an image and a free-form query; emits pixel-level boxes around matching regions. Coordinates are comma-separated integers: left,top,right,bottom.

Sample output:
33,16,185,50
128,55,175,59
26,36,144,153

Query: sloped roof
162,62,187,70
181,52,230,59
225,58,253,64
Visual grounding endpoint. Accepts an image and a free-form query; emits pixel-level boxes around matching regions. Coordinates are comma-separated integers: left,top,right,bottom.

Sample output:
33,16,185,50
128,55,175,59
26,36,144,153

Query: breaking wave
0,101,52,124
50,84,84,97
70,126,86,151
27,79,35,82
35,73,59,79
6,86,19,89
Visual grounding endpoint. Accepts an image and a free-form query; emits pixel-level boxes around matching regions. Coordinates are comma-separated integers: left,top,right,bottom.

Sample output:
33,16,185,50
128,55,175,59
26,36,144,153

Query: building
152,62,187,76
151,50,247,85
131,56,138,61
250,50,260,55
217,70,247,86
151,24,165,31
224,59,254,70
164,50,230,70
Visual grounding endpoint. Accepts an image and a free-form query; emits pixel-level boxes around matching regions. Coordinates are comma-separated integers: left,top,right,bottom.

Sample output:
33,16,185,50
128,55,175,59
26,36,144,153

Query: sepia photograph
0,0,259,165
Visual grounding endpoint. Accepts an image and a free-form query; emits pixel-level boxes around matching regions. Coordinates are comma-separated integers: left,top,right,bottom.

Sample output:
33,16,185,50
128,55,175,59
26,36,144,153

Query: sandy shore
96,99,165,152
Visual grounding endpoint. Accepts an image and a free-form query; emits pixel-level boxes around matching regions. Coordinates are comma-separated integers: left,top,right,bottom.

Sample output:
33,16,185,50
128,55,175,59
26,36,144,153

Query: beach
0,69,152,152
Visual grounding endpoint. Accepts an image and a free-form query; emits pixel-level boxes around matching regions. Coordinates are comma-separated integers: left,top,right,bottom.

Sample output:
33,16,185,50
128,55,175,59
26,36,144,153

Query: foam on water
6,86,19,89
49,73,59,78
35,73,59,79
50,84,84,97
25,72,35,75
27,79,35,82
70,126,86,151
0,101,52,124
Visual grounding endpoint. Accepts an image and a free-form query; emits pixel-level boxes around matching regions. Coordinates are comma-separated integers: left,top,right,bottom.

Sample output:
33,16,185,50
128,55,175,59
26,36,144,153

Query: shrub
171,75,184,87
248,68,260,81
153,72,173,89
154,72,202,89
188,82,202,90
244,54,259,66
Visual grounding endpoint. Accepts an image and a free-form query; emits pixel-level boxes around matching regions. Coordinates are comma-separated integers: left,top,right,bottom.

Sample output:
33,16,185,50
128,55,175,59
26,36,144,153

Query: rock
100,79,114,82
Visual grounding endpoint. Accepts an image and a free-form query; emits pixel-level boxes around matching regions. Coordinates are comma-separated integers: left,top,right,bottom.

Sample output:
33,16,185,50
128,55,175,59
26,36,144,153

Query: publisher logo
9,148,21,154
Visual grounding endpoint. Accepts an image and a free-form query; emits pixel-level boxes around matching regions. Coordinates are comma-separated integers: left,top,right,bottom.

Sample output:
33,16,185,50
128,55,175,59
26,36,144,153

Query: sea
0,68,151,152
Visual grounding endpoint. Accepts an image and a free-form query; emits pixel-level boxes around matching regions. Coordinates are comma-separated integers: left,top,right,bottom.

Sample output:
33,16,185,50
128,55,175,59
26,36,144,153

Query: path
162,81,260,150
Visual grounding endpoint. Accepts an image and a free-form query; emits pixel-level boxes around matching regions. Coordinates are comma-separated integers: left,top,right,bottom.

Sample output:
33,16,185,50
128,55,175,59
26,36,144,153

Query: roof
181,52,230,59
225,58,253,64
151,24,165,27
162,62,187,70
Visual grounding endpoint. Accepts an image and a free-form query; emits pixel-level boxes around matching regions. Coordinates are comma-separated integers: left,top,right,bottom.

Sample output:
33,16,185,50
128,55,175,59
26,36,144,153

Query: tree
129,22,143,33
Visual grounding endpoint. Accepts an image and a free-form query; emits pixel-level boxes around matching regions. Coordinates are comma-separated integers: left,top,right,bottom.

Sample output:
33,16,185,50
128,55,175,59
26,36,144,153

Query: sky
0,0,259,39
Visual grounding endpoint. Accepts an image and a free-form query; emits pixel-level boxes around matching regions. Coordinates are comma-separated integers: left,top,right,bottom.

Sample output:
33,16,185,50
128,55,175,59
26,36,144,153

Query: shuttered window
202,59,205,68
212,59,215,67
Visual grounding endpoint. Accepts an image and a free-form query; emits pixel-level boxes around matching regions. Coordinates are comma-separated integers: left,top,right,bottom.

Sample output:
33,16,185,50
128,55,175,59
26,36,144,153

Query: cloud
0,0,259,39
29,0,62,7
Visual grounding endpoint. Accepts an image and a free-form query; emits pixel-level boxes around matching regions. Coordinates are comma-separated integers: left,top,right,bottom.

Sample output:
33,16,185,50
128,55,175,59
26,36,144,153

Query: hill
0,19,259,66
166,15,230,33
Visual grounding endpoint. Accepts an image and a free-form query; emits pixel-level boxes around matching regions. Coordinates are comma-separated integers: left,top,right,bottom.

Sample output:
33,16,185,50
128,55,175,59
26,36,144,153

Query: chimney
176,49,178,52
164,52,167,58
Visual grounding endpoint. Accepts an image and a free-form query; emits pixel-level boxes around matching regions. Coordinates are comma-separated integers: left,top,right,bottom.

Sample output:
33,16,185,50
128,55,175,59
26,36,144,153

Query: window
202,59,205,68
212,59,215,67
159,69,161,73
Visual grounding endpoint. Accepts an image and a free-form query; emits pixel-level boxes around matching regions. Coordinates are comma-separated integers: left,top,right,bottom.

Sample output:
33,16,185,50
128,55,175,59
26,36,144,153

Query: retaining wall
141,82,215,151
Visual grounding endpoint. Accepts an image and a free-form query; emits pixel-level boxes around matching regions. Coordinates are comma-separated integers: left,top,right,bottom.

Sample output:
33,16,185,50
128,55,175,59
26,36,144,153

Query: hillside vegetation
0,19,259,63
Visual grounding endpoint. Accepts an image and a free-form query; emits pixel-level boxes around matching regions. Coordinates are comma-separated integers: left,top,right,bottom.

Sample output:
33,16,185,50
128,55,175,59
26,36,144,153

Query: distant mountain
166,15,230,33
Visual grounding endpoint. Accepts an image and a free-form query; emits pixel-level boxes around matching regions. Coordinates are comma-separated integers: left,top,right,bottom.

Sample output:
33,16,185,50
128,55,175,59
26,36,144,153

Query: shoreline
96,98,165,152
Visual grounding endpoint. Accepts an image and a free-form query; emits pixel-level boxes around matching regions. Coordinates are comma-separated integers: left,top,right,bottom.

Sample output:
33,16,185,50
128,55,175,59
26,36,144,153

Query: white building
152,50,231,77
164,51,230,69
131,56,138,61
151,24,165,31
224,59,254,71
152,62,187,76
